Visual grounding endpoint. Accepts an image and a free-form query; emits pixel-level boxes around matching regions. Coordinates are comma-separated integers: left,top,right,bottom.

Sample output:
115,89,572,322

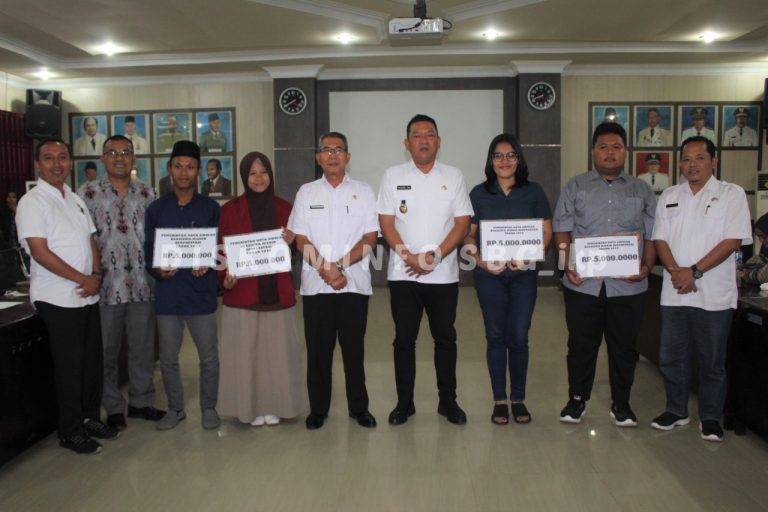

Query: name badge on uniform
666,203,678,208
399,200,408,214
397,185,411,190
309,205,325,210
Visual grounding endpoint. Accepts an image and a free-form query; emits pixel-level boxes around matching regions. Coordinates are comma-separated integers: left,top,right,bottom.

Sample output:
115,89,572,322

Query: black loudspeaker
24,89,61,138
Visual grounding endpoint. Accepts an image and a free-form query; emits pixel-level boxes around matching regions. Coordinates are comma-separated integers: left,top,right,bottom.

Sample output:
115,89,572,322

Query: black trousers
302,293,369,416
35,301,103,438
563,286,645,404
388,281,459,405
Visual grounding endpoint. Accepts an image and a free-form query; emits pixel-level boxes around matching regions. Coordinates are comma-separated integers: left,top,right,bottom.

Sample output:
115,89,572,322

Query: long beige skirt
217,305,308,422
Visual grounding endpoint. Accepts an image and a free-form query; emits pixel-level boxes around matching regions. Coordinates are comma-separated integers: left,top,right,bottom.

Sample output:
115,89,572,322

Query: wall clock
279,87,308,116
527,82,556,111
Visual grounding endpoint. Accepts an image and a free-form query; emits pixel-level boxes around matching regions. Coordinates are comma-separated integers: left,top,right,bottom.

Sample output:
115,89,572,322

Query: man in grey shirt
553,122,656,427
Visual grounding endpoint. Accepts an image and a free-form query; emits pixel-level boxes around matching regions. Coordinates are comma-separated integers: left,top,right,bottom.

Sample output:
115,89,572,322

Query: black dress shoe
388,402,416,425
305,412,327,430
349,410,377,428
438,401,467,425
128,405,166,421
107,413,127,431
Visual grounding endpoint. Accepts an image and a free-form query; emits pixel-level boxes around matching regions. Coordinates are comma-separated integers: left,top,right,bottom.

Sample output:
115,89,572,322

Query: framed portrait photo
722,105,760,148
196,110,233,153
154,157,172,196
112,113,151,154
634,106,674,147
634,151,673,192
75,159,106,189
153,112,192,153
679,105,718,145
200,156,234,198
133,158,152,185
70,114,109,157
592,105,630,135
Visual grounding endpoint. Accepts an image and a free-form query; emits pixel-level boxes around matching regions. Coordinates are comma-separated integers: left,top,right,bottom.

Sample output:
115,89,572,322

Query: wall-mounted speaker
24,89,62,138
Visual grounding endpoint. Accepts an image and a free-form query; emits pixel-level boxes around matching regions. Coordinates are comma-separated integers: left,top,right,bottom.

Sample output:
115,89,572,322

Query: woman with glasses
216,152,307,427
463,133,552,425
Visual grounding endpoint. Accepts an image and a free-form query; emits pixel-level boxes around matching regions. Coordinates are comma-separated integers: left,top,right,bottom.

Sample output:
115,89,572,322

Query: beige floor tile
1,287,767,511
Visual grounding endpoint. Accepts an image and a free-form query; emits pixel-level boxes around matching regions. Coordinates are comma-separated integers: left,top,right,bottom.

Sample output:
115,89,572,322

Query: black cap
645,153,661,164
691,107,707,119
734,107,749,118
208,112,220,122
125,115,135,123
170,140,201,163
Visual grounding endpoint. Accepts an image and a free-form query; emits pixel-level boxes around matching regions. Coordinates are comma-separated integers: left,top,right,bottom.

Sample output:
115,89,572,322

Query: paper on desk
4,290,28,297
0,302,23,310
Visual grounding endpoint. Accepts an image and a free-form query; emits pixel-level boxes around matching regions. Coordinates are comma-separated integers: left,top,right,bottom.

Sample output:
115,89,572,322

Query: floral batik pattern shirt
79,178,156,305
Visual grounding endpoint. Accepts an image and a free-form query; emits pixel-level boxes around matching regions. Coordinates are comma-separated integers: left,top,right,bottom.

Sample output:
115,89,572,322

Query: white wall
330,89,503,191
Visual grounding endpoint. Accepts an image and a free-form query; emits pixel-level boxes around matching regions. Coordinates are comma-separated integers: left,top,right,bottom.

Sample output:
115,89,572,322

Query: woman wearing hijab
738,212,768,286
217,152,307,426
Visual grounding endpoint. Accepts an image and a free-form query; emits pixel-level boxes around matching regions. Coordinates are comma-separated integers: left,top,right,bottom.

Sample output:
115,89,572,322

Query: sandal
511,402,532,424
491,403,509,425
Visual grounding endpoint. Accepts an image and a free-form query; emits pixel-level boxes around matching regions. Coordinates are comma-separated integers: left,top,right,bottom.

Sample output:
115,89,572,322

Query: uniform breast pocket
618,197,644,229
702,205,726,231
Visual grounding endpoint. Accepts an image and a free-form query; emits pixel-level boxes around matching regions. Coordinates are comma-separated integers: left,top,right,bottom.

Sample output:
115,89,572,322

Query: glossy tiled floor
2,287,768,511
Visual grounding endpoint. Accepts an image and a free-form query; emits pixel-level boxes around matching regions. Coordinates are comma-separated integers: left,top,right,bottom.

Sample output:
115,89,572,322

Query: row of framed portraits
71,156,235,199
589,101,764,193
589,102,763,150
68,108,238,198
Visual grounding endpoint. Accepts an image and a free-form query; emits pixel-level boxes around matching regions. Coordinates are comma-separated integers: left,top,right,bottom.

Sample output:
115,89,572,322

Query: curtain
0,110,34,200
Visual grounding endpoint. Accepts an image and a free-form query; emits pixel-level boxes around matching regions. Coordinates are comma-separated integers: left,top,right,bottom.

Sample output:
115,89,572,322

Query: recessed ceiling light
482,30,501,40
698,31,718,43
32,68,54,80
95,41,123,56
335,33,355,44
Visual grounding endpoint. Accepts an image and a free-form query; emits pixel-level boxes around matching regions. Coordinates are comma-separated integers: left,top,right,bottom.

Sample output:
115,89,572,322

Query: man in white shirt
723,107,759,147
637,108,672,147
16,138,119,455
122,115,149,154
651,136,752,442
288,131,379,430
378,114,473,426
74,117,107,156
637,153,670,192
680,107,716,143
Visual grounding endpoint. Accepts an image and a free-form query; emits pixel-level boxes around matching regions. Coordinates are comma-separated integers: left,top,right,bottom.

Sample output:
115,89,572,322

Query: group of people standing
14,112,753,455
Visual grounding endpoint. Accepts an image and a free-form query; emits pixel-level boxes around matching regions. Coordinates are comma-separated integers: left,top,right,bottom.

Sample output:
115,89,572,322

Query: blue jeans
474,269,537,402
659,306,733,421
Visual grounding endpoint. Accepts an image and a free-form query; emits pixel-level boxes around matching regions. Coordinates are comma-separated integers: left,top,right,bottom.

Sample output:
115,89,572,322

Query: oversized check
223,228,291,278
152,228,218,268
573,234,640,278
480,219,544,261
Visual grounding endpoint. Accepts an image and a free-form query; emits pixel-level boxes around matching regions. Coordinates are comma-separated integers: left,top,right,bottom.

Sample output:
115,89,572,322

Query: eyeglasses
103,149,134,158
492,152,518,162
318,146,347,156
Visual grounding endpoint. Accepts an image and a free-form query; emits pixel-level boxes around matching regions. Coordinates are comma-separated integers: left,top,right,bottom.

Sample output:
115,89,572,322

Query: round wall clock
279,87,308,115
527,82,556,111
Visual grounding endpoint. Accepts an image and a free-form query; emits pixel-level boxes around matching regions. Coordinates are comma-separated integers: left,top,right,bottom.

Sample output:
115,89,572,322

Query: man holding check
553,122,656,427
144,140,221,431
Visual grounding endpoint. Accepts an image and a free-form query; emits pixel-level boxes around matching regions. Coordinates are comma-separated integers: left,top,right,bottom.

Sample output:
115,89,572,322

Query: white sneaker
250,416,265,426
264,415,280,425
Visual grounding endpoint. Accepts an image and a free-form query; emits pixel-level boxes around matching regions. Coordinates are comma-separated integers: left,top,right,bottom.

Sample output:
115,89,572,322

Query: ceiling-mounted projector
388,0,447,45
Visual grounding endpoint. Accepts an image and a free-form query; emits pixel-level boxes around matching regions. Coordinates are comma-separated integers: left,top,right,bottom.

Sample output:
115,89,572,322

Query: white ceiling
1,0,767,85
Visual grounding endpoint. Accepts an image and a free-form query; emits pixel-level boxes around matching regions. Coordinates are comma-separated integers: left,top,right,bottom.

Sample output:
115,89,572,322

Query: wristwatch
335,261,346,274
690,264,704,280
429,251,442,266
